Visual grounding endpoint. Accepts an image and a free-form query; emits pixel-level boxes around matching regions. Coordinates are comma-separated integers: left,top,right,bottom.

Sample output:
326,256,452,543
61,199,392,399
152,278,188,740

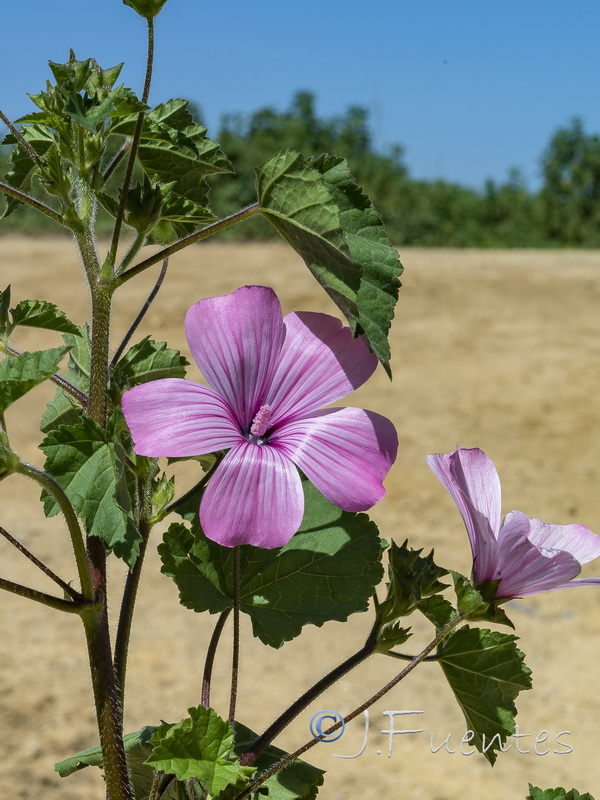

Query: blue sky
1,0,599,190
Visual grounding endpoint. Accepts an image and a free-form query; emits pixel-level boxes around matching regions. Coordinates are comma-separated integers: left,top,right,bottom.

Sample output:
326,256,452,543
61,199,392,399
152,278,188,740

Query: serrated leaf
256,150,361,328
9,299,79,335
0,346,69,413
527,786,595,800
437,626,532,765
55,726,154,777
40,326,89,432
256,151,403,371
40,417,141,566
314,154,403,375
111,336,188,392
375,621,412,654
146,706,255,794
233,722,324,800
160,479,384,647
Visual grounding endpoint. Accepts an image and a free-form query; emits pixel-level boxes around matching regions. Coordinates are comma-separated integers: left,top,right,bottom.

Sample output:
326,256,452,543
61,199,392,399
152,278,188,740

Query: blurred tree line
3,92,600,246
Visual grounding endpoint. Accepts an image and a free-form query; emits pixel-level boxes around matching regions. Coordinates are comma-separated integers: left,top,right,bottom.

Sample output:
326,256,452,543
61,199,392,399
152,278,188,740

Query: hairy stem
0,181,65,226
105,17,155,276
110,259,169,371
81,605,134,800
202,607,232,708
114,509,152,705
229,547,241,725
0,524,80,600
239,618,381,767
16,462,93,601
0,109,40,163
235,615,466,799
114,204,261,287
0,576,89,614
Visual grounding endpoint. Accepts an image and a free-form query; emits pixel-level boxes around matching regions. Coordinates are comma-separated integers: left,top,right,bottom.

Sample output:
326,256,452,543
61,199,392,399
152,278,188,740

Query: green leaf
123,0,169,19
0,346,69,413
111,336,188,392
55,726,154,777
527,787,595,800
255,151,403,372
9,299,80,335
146,706,256,794
437,626,532,765
417,594,457,630
110,99,232,211
314,154,403,374
159,479,384,647
40,417,141,566
375,621,412,654
256,151,361,326
40,326,89,433
234,722,325,800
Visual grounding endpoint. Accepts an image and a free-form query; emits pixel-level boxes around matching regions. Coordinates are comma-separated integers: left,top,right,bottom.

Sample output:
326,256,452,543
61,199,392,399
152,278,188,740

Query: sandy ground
1,237,600,799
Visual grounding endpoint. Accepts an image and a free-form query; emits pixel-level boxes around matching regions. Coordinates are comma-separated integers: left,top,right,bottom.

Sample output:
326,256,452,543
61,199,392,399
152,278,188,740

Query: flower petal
495,510,582,597
427,448,501,583
185,286,285,428
267,312,378,425
200,441,304,548
526,518,600,565
122,379,240,456
270,407,397,511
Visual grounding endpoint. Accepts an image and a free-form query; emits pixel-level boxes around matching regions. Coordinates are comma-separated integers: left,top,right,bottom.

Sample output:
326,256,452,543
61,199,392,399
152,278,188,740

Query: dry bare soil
1,238,600,799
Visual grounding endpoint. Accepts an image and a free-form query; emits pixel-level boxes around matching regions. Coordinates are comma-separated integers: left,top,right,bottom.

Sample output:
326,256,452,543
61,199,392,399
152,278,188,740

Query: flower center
250,404,272,439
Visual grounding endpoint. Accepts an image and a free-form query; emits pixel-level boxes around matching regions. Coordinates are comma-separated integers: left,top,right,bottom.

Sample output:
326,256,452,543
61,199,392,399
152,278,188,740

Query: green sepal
374,621,412,654
40,325,89,433
437,626,532,765
451,571,514,629
149,472,175,523
145,706,256,794
159,478,384,647
0,346,69,414
40,416,141,567
0,431,20,480
122,0,169,19
527,786,595,800
0,286,10,335
378,540,448,623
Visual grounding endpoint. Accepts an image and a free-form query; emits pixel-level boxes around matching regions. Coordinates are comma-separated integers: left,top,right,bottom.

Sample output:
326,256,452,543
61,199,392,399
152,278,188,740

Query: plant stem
202,607,232,708
239,618,381,767
114,204,261,288
110,259,169,372
81,605,134,800
114,513,151,705
105,17,155,276
16,461,93,601
0,109,40,163
235,614,465,800
0,576,89,614
0,181,65,226
88,284,113,426
0,524,80,600
229,547,241,725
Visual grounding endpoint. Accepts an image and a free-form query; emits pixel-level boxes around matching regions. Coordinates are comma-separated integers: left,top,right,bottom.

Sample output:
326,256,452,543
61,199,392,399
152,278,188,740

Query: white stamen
250,404,272,438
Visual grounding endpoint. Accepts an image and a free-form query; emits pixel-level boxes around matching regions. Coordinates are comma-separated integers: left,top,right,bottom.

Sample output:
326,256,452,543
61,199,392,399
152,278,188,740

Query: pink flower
427,447,600,599
122,285,398,548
